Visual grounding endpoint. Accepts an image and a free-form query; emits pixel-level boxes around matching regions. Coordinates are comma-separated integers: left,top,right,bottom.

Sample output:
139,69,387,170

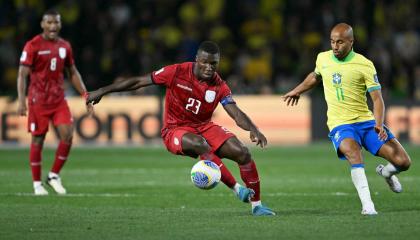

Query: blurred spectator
1,0,419,100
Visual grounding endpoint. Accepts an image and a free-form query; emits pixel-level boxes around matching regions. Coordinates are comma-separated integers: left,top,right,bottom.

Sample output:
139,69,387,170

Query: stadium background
1,1,420,240
0,0,418,146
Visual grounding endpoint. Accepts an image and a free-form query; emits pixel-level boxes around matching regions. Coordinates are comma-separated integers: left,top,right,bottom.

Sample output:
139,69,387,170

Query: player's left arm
369,89,387,141
67,65,93,115
223,103,267,148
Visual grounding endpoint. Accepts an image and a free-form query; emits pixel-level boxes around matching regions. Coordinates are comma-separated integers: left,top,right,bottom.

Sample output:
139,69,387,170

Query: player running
282,23,411,215
87,41,275,216
17,10,93,195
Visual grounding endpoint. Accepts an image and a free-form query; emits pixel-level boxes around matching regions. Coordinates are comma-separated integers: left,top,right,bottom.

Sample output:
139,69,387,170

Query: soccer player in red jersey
87,41,275,216
17,10,93,195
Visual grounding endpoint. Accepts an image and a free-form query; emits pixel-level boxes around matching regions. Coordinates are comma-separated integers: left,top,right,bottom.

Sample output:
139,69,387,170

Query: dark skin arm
282,72,322,106
223,103,267,148
369,89,387,141
87,74,153,105
66,65,94,114
17,65,30,116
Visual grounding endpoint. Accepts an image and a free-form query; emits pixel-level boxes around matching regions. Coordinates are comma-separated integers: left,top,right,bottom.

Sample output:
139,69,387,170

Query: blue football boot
236,186,254,203
252,205,276,216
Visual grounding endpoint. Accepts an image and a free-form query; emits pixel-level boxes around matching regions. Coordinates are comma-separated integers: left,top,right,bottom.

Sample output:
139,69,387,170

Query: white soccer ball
190,160,221,190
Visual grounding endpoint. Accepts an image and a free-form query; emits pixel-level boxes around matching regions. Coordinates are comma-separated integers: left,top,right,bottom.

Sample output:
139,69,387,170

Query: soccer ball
190,160,221,190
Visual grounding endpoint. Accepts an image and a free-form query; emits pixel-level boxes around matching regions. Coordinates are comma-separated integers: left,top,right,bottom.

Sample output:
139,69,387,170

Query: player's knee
61,134,73,144
395,154,411,171
32,135,46,145
235,146,251,165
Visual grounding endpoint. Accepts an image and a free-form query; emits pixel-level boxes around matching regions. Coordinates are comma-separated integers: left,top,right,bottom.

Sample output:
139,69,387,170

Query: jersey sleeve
219,82,236,106
314,53,321,77
364,61,381,92
19,42,35,67
65,43,75,67
151,64,178,87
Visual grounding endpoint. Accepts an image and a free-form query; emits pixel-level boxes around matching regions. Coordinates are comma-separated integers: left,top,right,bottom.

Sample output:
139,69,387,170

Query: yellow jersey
314,50,381,130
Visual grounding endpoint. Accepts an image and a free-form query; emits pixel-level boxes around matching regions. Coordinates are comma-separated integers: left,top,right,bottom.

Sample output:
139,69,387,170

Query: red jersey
151,62,235,129
20,34,75,106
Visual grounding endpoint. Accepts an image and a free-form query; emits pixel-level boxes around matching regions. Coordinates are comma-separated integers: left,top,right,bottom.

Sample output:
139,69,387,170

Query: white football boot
361,202,378,216
34,183,49,196
46,174,67,194
376,164,402,193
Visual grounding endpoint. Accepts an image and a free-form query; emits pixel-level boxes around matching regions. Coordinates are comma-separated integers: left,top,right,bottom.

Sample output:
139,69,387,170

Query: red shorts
27,100,73,135
162,122,235,155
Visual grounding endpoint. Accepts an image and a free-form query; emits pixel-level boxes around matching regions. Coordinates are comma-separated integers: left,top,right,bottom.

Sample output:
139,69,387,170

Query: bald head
331,23,354,39
330,23,354,60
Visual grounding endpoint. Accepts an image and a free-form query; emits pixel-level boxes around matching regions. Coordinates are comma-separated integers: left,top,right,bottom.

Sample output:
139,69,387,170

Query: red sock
30,143,42,181
51,141,72,174
200,153,237,188
239,160,260,201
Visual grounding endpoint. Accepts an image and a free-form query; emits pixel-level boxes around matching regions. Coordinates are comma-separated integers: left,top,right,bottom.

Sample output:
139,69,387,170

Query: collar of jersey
331,49,355,63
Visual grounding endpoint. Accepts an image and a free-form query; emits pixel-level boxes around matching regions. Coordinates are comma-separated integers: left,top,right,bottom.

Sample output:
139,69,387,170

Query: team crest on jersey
205,90,216,103
59,47,66,59
332,73,342,87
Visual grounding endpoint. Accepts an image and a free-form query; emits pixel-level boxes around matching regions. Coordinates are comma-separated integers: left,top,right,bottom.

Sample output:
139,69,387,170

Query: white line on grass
0,192,355,198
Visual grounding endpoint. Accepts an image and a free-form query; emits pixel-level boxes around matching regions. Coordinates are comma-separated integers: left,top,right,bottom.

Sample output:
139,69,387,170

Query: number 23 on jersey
186,98,201,114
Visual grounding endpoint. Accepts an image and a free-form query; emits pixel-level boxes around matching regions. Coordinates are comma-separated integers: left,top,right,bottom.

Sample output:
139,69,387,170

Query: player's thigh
199,123,235,153
52,101,73,127
216,137,251,164
377,138,411,170
27,104,50,136
339,138,364,165
56,124,74,142
162,127,203,157
52,102,74,142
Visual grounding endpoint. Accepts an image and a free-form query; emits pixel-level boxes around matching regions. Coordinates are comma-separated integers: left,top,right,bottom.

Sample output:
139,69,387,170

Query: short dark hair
43,9,60,17
198,41,220,54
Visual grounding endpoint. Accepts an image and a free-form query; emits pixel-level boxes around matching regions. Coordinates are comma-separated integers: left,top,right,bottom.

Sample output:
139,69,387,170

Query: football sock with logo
51,141,71,174
30,143,42,181
200,153,236,188
380,163,400,178
351,164,374,208
239,160,261,201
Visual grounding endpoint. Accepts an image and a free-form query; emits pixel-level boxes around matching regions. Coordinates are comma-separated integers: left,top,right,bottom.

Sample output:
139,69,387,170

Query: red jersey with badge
151,62,235,129
20,34,74,106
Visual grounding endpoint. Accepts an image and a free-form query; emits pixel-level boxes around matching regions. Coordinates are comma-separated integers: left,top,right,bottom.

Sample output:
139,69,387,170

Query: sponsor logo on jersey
59,47,66,59
38,50,51,55
205,90,216,103
176,84,192,92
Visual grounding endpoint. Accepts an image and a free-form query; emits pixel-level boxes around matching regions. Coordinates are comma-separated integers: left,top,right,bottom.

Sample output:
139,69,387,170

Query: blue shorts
328,120,395,160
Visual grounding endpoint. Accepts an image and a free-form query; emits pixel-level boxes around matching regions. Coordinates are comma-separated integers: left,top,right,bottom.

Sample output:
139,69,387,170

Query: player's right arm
17,65,31,116
282,72,321,106
87,74,153,105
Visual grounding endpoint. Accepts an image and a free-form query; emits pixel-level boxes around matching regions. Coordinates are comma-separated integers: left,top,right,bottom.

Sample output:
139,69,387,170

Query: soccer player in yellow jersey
283,23,411,215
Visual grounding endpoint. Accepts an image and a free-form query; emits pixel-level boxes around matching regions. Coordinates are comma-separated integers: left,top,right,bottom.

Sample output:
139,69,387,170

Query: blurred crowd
0,0,419,99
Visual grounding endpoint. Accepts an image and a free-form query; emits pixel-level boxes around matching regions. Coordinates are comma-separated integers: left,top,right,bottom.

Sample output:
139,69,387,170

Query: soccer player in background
17,10,93,195
282,23,411,215
87,41,275,216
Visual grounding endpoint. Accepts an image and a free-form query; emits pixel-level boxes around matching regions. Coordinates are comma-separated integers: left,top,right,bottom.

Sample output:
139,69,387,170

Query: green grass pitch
1,143,419,240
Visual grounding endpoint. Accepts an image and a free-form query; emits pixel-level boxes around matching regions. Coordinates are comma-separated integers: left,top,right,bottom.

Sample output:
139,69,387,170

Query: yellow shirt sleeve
364,60,381,92
314,53,321,75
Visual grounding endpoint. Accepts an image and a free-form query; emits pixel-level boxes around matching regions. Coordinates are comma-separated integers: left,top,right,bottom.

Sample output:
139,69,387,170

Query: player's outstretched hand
282,90,300,106
374,125,388,141
86,89,104,105
17,102,27,116
86,102,94,116
250,129,267,148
